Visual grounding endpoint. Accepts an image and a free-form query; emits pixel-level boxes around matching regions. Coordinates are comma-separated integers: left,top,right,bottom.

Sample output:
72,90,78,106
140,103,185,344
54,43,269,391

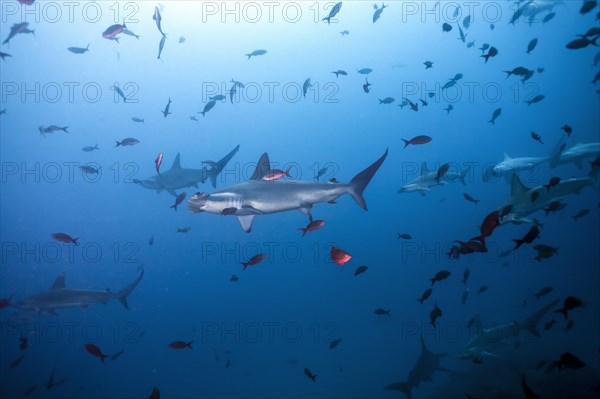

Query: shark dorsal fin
50,273,66,289
510,173,531,196
420,162,429,178
249,153,270,181
171,153,182,169
503,153,511,161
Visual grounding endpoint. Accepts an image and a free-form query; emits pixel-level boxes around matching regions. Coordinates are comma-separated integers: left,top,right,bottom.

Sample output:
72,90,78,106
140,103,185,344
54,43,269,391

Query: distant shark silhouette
187,149,388,232
459,298,561,362
133,145,239,196
384,335,451,399
397,162,470,195
13,269,143,315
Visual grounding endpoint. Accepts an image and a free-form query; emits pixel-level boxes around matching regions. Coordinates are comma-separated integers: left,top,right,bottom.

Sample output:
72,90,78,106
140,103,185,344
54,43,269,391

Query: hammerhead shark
459,298,560,362
497,169,597,224
187,149,388,232
384,335,451,399
12,269,143,315
397,162,470,195
133,145,239,196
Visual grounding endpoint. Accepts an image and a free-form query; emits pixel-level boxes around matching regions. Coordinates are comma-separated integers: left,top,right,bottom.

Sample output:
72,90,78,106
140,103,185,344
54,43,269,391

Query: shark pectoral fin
237,215,255,233
241,205,264,215
298,204,313,221
209,174,217,189
167,189,178,197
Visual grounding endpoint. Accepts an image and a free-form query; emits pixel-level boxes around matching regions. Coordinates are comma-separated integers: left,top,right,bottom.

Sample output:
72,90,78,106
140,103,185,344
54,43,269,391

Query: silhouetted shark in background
13,269,143,315
384,335,451,399
133,145,239,196
187,149,388,232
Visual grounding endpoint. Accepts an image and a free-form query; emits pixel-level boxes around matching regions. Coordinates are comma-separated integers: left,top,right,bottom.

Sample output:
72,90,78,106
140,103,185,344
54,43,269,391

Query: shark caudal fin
206,145,240,188
519,298,561,337
115,269,144,309
384,381,412,399
348,149,388,210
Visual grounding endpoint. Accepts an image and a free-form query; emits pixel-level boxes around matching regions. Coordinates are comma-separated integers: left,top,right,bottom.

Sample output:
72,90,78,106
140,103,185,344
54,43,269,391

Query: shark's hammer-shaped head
187,192,210,213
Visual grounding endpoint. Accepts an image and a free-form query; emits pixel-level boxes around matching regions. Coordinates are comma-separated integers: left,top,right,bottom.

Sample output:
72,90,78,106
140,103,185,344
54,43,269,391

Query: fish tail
323,16,331,24
101,354,107,364
170,204,177,211
554,308,568,319
512,239,523,250
115,269,144,310
401,139,410,148
201,111,205,117
297,228,307,237
347,149,388,210
311,374,317,382
73,237,79,246
115,141,121,147
241,262,249,270
417,298,423,304
246,54,252,59
62,126,69,133
186,341,193,349
488,119,494,125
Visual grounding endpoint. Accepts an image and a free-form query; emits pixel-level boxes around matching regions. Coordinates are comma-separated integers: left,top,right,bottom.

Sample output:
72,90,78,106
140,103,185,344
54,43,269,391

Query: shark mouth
187,192,209,213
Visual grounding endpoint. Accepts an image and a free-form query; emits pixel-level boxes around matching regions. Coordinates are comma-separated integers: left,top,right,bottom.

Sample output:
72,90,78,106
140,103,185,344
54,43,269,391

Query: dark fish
357,68,373,74
417,288,432,304
155,152,164,176
79,165,100,175
374,308,391,316
363,78,372,93
51,233,78,245
149,236,154,246
397,233,412,240
435,163,450,183
372,3,388,23
531,131,544,144
302,78,312,98
379,97,395,104
401,135,432,148
240,254,267,270
39,125,69,135
544,201,567,216
102,23,126,38
115,138,139,147
322,2,342,24
148,387,160,399
513,225,540,249
298,219,325,237
111,85,127,102
340,30,349,36
314,166,328,181
304,368,317,382
462,268,471,285
554,296,584,319
463,193,479,204
200,100,216,117
554,352,586,370
168,341,193,349
110,349,125,361
534,286,553,299
565,319,574,332
354,265,368,276
331,70,347,78
23,385,37,397
442,22,452,32
477,285,488,295
84,343,108,363
230,275,239,282
544,177,560,191
132,117,144,123
225,357,230,368
170,193,186,211
2,22,32,45
424,61,433,69
544,319,556,331
531,191,540,202
177,226,191,233
157,35,166,59
488,108,502,124
430,270,451,286
0,52,10,60
572,209,590,221
9,355,25,369
403,97,418,111
221,207,238,216
580,0,597,15
566,36,597,50
543,12,556,23
153,6,165,36
481,46,498,63
330,246,352,266
429,302,442,326
526,38,538,54
210,95,226,101
329,338,342,349
461,289,470,305
162,97,172,117
463,15,471,29
19,336,28,350
526,95,545,106
67,44,90,54
444,104,454,114
245,49,267,59
521,375,540,399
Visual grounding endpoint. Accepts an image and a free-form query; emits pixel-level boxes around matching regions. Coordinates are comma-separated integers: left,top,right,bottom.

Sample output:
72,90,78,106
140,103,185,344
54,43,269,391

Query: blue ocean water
1,1,599,398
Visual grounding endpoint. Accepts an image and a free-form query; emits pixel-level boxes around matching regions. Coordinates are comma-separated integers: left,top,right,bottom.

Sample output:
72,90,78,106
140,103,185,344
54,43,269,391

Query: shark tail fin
521,298,561,336
116,269,144,309
348,149,388,210
384,382,412,399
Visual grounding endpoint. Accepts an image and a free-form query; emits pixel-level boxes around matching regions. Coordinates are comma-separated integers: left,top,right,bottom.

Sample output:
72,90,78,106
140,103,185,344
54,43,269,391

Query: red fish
435,163,450,183
168,341,193,349
51,233,78,245
401,135,432,148
84,343,108,363
470,210,500,244
263,168,290,181
298,220,325,237
330,245,351,266
102,23,126,38
155,152,164,176
0,294,14,310
148,387,160,399
240,254,267,271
